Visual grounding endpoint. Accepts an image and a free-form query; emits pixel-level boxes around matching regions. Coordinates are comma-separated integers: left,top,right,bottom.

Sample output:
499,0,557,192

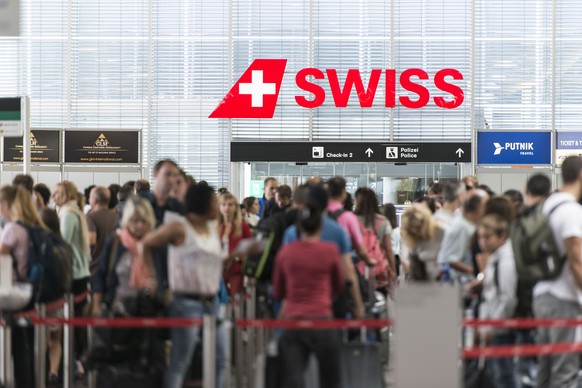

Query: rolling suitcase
341,341,383,388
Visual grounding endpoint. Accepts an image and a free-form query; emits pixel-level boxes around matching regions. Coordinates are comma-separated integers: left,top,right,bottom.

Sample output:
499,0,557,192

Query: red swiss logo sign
209,59,464,119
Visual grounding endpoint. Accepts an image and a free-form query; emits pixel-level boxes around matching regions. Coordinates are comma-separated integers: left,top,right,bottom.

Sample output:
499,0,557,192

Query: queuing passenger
83,184,96,214
39,208,72,387
433,180,465,228
144,159,185,293
134,179,151,198
503,189,524,216
283,186,365,318
86,186,116,275
171,168,195,203
343,192,354,211
326,177,374,267
141,183,235,388
476,214,518,388
533,156,582,388
415,195,438,214
517,174,550,386
90,197,159,367
53,180,92,377
33,183,52,209
12,173,34,193
400,203,446,281
437,189,489,284
354,187,396,278
242,196,260,228
428,181,444,204
262,184,292,220
524,173,551,208
258,177,278,217
217,192,253,296
463,176,478,191
475,196,516,272
383,203,401,276
0,185,49,388
274,202,344,388
108,183,121,211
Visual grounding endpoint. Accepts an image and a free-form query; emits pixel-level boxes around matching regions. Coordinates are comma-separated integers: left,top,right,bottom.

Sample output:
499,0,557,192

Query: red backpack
356,216,391,289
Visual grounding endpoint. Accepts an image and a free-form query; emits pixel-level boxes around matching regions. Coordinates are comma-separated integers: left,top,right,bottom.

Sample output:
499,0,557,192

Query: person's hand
464,276,484,295
366,258,378,267
353,304,365,319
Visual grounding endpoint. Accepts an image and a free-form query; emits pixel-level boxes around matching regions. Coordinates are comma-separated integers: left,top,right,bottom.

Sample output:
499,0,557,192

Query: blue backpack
19,223,73,303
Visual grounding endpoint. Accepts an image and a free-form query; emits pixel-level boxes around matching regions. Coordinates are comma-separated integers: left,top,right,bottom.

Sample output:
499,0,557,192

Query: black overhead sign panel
231,142,472,163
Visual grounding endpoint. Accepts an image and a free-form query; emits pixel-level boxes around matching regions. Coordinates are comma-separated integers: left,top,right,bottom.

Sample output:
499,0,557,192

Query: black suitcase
341,342,384,388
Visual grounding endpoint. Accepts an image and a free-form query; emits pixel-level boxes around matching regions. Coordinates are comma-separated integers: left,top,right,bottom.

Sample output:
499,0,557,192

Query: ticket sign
65,130,139,164
477,131,551,165
556,132,582,165
3,130,60,163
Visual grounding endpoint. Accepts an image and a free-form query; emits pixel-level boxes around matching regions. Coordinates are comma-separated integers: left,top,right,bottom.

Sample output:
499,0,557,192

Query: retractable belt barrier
5,308,582,388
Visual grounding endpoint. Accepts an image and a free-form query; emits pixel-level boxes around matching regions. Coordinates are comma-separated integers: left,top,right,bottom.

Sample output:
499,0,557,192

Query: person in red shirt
217,192,252,296
273,202,344,388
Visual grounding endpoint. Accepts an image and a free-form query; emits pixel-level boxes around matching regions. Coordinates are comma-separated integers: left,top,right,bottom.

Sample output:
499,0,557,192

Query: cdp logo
209,59,464,119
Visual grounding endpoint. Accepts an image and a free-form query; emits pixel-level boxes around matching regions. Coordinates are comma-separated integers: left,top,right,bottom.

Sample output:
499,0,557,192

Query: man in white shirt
433,180,465,229
533,156,582,388
437,189,489,284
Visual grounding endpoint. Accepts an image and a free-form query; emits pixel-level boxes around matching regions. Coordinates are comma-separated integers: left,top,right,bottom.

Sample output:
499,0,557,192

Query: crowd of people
4,155,582,388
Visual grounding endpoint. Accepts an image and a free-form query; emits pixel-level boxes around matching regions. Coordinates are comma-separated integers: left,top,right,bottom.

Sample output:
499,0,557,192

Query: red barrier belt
13,290,92,319
236,319,391,329
463,342,582,359
464,318,582,329
27,317,203,328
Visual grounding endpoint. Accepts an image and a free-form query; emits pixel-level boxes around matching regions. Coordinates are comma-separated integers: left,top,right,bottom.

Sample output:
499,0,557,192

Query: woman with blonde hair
52,180,91,377
89,197,159,376
0,185,48,388
217,192,252,296
400,203,446,281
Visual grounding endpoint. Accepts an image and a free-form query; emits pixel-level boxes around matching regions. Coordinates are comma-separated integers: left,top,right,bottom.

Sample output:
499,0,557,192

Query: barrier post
0,313,13,388
233,295,245,388
86,321,96,388
202,314,216,388
34,303,46,388
62,294,74,388
222,316,233,388
245,286,256,388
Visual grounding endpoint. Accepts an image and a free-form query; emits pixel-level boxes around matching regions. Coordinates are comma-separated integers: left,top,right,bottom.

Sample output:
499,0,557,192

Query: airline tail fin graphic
209,59,287,119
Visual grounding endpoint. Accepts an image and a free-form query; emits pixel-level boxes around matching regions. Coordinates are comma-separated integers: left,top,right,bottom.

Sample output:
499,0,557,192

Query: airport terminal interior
2,0,582,387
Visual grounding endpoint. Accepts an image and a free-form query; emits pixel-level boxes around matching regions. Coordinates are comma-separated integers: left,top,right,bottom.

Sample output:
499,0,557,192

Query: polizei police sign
477,132,551,165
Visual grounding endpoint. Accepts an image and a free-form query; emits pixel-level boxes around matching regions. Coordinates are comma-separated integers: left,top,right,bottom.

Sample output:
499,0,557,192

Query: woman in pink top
273,202,344,388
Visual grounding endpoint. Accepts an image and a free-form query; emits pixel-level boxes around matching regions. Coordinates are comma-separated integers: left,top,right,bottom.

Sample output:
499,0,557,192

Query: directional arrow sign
456,148,464,158
365,148,374,157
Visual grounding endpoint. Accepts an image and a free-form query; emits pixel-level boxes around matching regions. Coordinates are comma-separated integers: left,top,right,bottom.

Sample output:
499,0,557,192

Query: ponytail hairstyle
297,201,323,237
0,185,47,229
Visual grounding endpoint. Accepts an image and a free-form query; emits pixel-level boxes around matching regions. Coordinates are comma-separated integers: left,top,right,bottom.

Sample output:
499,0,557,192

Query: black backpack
243,210,298,281
20,223,73,303
510,199,570,282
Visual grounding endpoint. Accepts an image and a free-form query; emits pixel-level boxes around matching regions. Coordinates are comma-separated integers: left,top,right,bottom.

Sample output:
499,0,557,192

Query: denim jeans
279,328,342,388
163,296,226,388
488,332,518,388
